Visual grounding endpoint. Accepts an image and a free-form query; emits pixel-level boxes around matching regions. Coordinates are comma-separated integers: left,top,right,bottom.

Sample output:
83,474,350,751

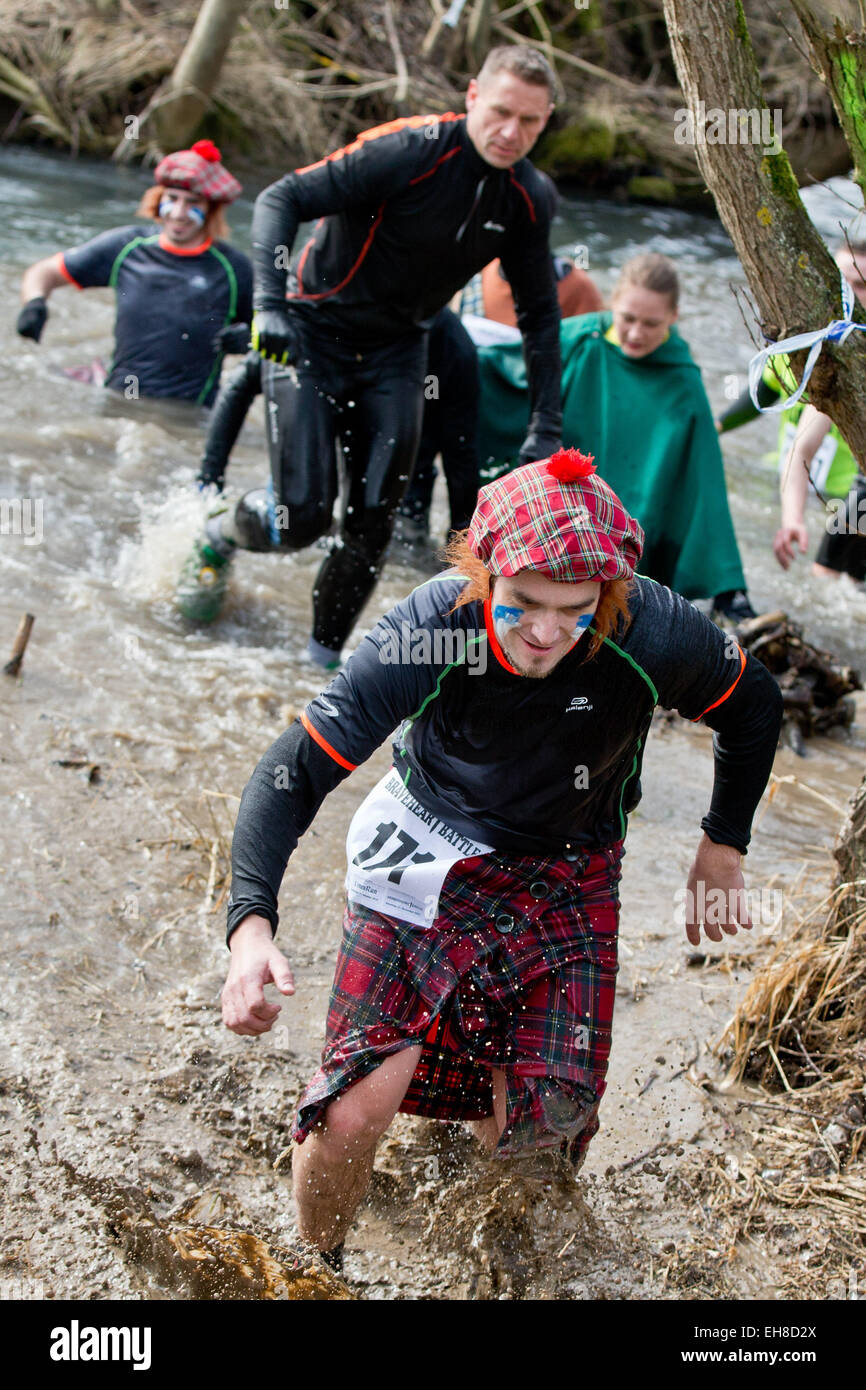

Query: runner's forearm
700,655,783,852
716,375,779,432
21,255,67,302
200,351,262,486
780,409,832,525
227,721,351,942
251,178,304,309
522,332,563,440
512,288,562,439
779,448,811,527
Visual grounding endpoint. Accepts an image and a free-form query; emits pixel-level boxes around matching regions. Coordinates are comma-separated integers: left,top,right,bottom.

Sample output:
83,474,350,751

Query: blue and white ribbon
442,0,469,28
748,269,866,413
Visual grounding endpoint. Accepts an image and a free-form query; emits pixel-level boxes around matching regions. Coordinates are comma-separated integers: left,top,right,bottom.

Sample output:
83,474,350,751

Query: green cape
476,311,746,598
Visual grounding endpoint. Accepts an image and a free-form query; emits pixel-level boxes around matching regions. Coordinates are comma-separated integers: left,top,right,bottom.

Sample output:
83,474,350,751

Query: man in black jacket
220,448,783,1273
177,46,562,667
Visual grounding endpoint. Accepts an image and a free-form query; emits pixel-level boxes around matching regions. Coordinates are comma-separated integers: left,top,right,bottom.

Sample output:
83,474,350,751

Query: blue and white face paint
159,194,206,226
494,601,592,647
492,602,524,645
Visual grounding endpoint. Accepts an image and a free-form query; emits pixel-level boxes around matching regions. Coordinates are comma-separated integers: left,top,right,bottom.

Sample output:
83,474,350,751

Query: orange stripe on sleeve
408,147,460,186
508,170,537,222
293,112,461,177
299,709,357,771
691,645,747,722
291,206,384,302
57,253,83,290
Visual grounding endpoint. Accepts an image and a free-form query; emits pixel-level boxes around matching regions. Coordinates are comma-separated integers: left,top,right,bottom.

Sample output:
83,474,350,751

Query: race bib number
345,768,492,926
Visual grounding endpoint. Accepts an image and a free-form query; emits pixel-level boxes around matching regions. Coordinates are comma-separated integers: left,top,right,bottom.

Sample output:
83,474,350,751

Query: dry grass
137,786,236,923
721,879,866,1094
0,0,827,181
694,779,866,1291
0,0,452,160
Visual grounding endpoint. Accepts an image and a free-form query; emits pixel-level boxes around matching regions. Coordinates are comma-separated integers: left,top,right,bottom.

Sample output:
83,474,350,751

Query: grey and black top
251,112,562,436
226,573,783,940
61,225,252,406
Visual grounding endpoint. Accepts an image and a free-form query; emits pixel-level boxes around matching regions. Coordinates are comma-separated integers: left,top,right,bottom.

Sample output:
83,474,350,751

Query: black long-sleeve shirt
250,112,562,440
227,574,783,941
198,308,480,503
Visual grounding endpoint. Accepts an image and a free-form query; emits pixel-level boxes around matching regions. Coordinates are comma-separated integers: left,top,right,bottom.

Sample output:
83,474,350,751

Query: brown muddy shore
2,634,863,1301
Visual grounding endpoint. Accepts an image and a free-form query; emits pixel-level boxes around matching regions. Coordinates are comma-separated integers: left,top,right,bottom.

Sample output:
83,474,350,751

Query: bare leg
469,1068,508,1153
811,562,843,580
293,1045,422,1251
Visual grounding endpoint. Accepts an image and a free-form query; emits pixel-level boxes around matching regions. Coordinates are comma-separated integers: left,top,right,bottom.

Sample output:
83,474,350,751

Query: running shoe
176,536,234,623
388,512,442,572
711,589,757,624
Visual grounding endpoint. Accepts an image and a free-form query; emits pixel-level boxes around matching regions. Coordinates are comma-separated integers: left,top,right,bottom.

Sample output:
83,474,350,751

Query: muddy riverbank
2,650,864,1298
2,151,865,1301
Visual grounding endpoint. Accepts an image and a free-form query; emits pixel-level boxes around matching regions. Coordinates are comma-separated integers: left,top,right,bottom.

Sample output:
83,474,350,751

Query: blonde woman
476,252,754,619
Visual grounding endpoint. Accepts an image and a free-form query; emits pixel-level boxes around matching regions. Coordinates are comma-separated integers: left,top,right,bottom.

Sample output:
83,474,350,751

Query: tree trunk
789,2,866,207
661,0,866,917
834,776,866,912
661,0,866,466
466,0,494,72
151,0,245,153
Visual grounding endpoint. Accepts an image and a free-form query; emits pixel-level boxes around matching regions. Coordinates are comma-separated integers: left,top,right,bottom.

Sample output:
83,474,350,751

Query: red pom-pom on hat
191,139,221,163
546,447,596,481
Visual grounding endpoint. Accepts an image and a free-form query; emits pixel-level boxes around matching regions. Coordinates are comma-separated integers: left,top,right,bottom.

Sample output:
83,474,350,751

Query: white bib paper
345,767,493,926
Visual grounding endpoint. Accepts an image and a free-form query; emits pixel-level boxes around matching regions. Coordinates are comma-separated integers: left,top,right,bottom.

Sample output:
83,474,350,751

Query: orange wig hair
443,532,634,660
136,185,230,241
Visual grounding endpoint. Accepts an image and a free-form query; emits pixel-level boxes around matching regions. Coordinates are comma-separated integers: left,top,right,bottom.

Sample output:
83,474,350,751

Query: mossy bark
789,3,866,206
662,0,866,958
661,0,866,468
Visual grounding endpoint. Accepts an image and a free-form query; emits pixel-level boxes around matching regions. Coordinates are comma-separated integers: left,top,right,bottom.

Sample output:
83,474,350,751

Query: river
0,146,863,1302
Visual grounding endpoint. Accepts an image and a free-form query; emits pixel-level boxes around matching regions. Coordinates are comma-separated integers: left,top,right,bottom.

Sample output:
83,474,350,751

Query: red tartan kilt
294,842,623,1165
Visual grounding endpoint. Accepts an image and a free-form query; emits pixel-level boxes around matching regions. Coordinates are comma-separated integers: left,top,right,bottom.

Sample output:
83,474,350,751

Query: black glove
251,307,298,365
213,322,251,356
517,429,561,469
196,469,224,493
17,297,48,343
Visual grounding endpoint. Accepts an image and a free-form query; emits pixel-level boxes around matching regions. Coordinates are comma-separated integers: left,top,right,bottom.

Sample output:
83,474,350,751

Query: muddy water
0,149,864,1301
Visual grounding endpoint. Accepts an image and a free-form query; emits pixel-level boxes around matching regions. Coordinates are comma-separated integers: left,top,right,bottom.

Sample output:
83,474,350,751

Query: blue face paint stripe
492,603,523,625
159,195,206,226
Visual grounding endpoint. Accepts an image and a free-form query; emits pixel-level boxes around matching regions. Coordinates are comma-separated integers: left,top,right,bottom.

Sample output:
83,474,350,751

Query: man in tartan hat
221,447,783,1276
15,139,251,407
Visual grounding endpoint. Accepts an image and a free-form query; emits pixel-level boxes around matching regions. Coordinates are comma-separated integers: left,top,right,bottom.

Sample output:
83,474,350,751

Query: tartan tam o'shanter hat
153,139,242,204
467,448,644,583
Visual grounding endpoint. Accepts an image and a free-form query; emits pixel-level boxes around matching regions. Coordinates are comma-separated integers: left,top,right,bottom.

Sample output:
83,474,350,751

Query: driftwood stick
382,0,409,107
3,613,35,676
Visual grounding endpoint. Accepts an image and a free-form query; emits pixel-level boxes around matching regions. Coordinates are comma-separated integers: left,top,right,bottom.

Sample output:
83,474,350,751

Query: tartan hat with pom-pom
467,447,644,583
153,139,242,204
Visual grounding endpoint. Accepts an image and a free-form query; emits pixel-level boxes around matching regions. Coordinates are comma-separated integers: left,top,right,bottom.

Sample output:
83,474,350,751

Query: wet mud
2,155,865,1300
2,681,863,1300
